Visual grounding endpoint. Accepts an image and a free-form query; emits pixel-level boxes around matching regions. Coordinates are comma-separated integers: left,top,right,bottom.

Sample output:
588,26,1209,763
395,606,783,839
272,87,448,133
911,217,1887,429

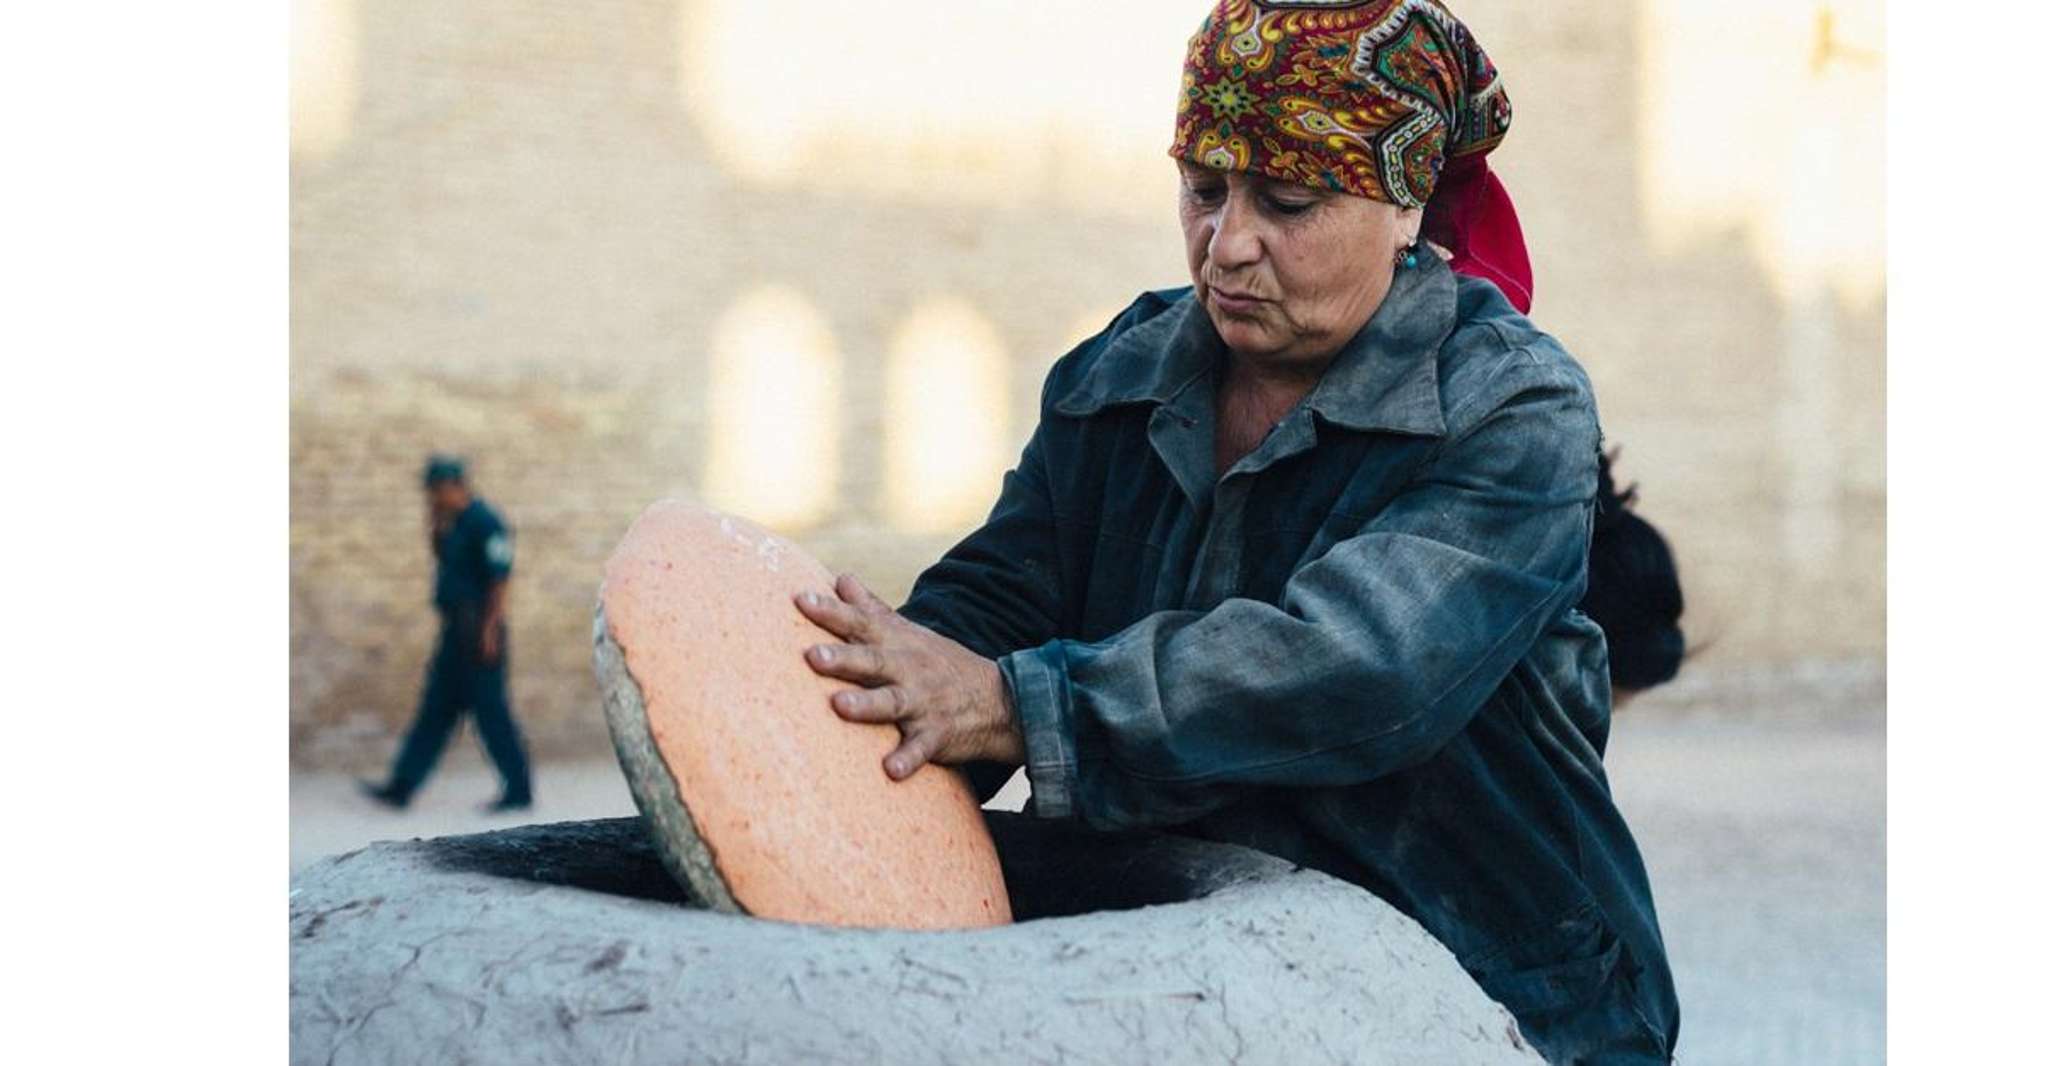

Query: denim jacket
900,253,1679,1062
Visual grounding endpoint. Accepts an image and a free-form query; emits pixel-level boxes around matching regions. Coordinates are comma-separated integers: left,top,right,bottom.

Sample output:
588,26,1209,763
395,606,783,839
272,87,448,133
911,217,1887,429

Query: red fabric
1423,155,1534,314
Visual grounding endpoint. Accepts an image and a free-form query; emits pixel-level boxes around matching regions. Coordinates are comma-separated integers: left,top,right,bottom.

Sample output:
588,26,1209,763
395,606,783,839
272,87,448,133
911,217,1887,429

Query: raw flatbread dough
596,500,1011,928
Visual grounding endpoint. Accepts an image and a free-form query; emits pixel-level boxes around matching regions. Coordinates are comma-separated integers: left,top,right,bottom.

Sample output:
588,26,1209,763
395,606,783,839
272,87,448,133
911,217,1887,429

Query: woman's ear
1398,205,1425,246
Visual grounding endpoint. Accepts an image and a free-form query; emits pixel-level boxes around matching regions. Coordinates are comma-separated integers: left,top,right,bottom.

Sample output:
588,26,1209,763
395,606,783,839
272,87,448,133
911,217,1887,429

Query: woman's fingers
805,642,889,683
834,573,890,616
794,588,872,641
830,684,910,723
883,727,944,781
794,573,1006,781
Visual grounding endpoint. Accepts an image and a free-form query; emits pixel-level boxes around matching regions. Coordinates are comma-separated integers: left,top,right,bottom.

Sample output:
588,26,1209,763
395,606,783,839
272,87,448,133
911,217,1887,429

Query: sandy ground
291,712,1884,1065
1603,714,1885,1064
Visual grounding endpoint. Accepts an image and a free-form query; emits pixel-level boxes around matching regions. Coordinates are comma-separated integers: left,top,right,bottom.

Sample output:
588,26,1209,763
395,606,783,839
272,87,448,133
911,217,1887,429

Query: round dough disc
596,500,1012,928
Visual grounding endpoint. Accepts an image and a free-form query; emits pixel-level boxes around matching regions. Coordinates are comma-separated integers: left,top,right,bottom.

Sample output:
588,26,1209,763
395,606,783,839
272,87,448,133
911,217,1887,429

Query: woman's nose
1207,194,1262,269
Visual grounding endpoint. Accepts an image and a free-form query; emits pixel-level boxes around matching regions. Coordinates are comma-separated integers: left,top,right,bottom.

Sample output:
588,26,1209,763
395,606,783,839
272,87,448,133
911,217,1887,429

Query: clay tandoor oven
289,815,1541,1064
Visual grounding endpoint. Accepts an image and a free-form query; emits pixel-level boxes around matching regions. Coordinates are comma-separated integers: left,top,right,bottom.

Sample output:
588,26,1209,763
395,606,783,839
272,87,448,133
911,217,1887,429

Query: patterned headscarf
1173,0,1510,208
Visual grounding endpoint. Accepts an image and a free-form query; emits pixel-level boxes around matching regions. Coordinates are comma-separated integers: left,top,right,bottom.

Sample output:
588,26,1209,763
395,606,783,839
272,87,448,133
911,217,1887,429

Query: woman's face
1178,161,1421,371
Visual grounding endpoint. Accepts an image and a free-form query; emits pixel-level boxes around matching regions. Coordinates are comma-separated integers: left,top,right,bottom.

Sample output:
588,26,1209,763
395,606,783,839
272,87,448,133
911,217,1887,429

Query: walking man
361,455,534,812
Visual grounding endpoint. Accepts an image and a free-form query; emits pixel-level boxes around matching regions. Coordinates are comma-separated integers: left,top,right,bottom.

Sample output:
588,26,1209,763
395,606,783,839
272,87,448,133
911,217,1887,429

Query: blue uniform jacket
434,497,513,614
900,253,1679,1060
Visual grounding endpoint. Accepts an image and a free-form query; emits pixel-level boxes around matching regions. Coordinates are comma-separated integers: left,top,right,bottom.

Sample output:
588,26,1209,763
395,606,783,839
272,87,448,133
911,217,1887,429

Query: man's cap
422,454,467,486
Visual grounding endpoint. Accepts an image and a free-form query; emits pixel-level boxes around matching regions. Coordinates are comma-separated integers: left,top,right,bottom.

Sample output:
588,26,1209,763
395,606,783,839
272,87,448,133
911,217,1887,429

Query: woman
795,2,1678,1060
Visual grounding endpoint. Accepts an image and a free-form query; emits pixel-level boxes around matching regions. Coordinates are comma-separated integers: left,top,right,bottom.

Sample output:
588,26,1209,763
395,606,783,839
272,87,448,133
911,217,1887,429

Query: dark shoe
482,794,532,814
357,779,410,810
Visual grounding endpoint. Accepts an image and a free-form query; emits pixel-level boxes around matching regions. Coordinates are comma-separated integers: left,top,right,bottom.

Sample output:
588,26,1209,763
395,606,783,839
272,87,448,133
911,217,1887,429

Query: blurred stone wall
291,0,1883,768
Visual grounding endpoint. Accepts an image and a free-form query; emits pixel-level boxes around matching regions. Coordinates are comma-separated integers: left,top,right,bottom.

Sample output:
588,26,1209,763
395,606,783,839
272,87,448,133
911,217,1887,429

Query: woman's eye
1265,196,1315,216
1186,185,1225,203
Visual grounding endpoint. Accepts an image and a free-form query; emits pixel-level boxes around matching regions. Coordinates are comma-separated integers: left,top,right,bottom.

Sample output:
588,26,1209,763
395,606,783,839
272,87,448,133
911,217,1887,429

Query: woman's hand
795,574,1025,781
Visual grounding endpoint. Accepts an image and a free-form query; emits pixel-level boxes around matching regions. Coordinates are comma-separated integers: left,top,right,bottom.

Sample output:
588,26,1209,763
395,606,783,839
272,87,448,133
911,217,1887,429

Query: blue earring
1396,243,1419,269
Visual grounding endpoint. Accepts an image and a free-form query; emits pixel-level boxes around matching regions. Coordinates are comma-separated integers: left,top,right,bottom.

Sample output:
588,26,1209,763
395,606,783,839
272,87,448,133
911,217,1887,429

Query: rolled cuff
999,641,1078,821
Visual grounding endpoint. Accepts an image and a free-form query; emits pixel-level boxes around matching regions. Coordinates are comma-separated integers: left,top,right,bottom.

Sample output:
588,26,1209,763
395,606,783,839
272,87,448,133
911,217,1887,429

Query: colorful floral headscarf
1172,0,1534,310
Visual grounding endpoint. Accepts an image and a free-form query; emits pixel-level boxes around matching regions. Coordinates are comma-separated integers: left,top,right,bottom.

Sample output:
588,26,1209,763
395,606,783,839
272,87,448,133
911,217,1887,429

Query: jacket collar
1052,251,1457,438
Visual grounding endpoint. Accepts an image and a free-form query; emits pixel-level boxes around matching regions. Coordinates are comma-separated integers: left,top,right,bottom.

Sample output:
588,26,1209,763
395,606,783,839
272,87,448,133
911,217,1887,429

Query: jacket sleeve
1002,356,1600,829
899,427,1065,660
898,427,1068,802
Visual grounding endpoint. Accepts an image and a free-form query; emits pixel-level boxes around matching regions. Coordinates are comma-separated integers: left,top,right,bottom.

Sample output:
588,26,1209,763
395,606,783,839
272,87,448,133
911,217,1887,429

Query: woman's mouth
1208,287,1268,315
